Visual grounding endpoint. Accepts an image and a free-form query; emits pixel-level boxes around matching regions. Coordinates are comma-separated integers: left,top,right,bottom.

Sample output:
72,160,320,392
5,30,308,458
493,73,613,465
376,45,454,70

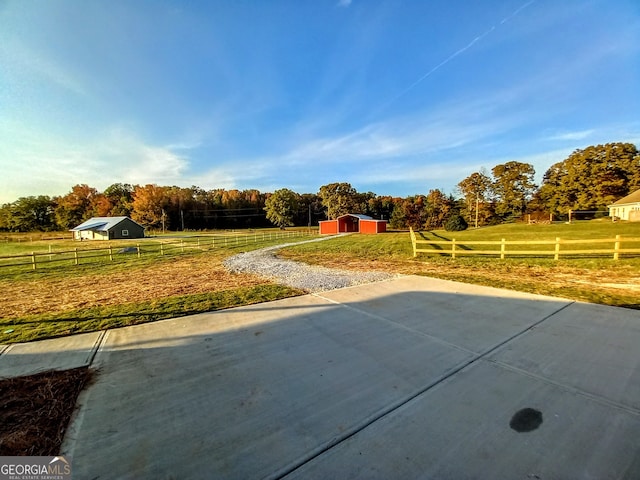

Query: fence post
32,252,37,270
409,227,417,257
74,248,79,265
451,239,456,259
109,245,113,261
554,237,561,260
613,234,621,260
500,238,506,260
161,243,164,256
137,243,141,258
181,240,184,253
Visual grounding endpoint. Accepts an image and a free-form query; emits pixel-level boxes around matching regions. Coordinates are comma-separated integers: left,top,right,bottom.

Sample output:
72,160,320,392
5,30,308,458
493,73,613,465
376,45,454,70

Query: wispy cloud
282,91,524,167
337,0,352,8
545,130,594,142
0,123,192,202
0,38,88,97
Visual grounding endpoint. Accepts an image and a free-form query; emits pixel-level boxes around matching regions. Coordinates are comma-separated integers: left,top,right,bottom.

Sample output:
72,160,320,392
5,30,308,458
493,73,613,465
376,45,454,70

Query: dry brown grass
0,367,93,455
0,254,268,318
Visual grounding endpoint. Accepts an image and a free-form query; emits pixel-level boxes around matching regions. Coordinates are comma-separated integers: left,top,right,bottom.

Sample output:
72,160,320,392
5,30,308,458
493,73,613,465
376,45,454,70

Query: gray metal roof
337,214,374,220
71,216,142,231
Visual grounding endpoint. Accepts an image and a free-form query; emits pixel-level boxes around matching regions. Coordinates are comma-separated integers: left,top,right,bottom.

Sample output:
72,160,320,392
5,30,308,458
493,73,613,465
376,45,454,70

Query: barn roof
71,216,143,232
610,188,640,206
336,214,374,220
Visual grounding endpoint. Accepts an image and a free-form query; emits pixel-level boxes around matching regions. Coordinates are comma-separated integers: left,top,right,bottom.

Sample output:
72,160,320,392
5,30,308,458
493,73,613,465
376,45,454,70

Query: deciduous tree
457,170,493,227
491,162,536,219
54,184,99,229
131,184,169,229
538,142,640,215
264,188,299,228
424,189,454,229
389,195,426,230
0,196,57,232
103,183,134,216
318,183,359,219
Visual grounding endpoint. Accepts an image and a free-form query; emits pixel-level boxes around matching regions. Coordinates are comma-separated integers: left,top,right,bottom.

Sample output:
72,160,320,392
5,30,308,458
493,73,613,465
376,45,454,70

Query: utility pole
161,209,166,234
180,209,185,231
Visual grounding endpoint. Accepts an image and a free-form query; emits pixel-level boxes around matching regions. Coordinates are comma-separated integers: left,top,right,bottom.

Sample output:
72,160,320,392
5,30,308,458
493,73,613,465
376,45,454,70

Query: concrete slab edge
86,330,108,366
489,359,640,417
0,345,9,356
60,377,94,460
61,330,111,460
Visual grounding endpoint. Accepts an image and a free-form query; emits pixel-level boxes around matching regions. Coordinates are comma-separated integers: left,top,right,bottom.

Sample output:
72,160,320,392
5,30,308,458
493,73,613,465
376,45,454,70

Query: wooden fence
409,227,640,260
0,230,311,272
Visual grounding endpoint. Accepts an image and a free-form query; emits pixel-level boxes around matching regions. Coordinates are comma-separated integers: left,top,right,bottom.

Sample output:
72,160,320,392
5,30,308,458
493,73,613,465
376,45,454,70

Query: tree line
1,142,638,233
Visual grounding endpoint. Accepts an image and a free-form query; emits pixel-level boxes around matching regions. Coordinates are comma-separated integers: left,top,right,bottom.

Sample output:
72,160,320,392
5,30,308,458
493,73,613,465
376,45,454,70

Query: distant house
71,216,145,240
608,189,640,221
319,214,387,235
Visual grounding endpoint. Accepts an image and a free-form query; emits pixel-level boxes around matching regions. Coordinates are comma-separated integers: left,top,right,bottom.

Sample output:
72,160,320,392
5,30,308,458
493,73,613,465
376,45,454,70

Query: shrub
444,215,468,231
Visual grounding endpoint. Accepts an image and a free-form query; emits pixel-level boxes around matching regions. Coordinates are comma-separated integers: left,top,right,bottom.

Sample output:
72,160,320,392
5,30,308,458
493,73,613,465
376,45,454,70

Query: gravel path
223,236,396,293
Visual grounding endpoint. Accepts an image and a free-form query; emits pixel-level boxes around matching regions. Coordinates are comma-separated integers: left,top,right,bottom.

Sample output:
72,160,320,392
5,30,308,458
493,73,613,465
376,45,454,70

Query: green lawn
412,220,640,259
0,229,316,277
286,221,640,262
281,221,640,309
2,222,639,344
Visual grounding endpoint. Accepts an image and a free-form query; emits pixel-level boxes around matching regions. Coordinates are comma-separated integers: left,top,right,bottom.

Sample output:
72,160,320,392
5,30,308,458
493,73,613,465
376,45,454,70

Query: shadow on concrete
2,277,639,479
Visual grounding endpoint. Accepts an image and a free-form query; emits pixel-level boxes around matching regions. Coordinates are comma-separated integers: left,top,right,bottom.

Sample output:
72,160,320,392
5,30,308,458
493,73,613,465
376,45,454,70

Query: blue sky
1,0,639,204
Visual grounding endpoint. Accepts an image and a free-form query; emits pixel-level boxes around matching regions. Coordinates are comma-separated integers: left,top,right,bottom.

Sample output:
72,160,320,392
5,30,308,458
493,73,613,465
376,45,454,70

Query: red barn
319,214,387,235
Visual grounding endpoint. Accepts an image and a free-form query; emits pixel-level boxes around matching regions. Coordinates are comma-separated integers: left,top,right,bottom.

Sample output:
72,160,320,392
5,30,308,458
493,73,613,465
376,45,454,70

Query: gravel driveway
223,235,396,292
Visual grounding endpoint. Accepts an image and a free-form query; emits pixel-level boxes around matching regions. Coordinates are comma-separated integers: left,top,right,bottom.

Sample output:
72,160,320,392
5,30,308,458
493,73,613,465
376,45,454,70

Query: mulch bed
0,367,94,455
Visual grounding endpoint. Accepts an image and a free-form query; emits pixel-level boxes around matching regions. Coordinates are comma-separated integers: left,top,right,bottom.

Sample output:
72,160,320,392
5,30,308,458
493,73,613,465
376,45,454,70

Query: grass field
1,222,639,344
0,230,313,343
0,229,313,274
280,221,640,309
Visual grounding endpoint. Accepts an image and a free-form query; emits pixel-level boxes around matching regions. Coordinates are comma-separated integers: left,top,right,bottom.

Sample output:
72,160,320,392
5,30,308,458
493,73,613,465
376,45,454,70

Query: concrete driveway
2,275,639,479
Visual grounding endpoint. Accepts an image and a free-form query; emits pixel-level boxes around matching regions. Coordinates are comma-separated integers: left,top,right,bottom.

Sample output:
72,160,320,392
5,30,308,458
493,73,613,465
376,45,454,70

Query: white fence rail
0,231,312,272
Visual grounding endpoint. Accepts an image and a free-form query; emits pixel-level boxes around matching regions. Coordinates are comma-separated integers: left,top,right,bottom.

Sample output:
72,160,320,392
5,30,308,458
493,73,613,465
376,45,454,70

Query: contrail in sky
501,0,536,24
380,0,536,111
